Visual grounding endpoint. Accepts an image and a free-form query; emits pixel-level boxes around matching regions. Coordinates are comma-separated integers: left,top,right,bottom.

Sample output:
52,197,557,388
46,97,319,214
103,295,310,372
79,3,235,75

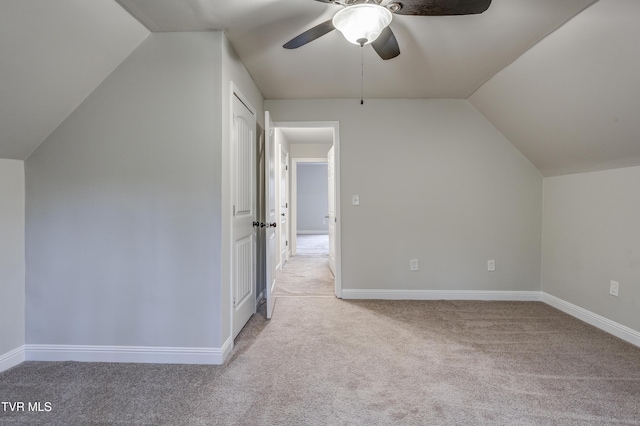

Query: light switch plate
352,195,360,206
487,260,495,271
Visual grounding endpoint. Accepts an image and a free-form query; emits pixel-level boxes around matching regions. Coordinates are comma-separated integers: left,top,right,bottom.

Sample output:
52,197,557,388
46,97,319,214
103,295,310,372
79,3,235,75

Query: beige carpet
274,255,334,296
295,234,329,256
2,299,640,424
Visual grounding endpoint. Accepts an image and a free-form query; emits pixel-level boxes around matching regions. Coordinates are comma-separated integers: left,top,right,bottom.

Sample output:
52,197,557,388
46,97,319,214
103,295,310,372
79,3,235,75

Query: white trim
341,289,541,301
273,120,341,299
230,83,257,117
297,230,329,235
0,346,25,373
333,124,342,299
277,145,290,270
541,292,640,348
25,338,234,365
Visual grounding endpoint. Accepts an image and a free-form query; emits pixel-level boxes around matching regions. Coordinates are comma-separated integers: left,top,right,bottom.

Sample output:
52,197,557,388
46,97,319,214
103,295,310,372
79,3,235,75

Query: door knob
254,222,277,228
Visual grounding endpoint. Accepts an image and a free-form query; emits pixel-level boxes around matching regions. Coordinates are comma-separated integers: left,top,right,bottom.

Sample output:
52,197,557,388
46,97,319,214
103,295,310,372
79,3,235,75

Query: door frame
277,145,290,270
274,121,342,298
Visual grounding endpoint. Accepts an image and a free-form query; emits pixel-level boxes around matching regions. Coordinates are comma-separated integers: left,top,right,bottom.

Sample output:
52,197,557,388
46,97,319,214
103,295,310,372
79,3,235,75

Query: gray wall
542,166,640,332
297,163,329,234
0,159,25,357
25,32,225,348
265,99,543,292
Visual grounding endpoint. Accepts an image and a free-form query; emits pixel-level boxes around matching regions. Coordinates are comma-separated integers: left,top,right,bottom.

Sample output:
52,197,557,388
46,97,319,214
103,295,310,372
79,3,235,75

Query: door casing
275,121,342,298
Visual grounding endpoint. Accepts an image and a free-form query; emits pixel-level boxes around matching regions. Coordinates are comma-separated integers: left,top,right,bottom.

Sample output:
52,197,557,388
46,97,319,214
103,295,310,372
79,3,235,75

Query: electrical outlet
610,280,619,297
410,259,419,271
487,260,495,271
352,195,360,206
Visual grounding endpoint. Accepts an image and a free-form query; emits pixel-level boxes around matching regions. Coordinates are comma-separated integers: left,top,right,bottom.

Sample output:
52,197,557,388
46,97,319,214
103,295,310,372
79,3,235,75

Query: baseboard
25,338,234,365
0,346,25,373
541,292,640,348
297,231,329,235
341,289,541,301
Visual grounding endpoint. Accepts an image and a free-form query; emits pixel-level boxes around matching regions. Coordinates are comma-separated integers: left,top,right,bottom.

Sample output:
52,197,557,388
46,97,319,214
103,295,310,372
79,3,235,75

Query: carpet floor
274,256,334,297
2,300,640,424
295,234,329,256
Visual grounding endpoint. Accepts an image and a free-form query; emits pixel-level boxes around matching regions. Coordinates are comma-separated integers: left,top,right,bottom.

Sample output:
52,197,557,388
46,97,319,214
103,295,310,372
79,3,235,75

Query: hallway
274,255,334,297
295,234,329,256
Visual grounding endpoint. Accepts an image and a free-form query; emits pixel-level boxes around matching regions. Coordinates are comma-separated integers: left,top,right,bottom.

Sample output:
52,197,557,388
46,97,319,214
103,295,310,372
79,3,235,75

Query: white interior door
232,94,256,338
265,111,277,319
280,147,289,267
327,146,336,275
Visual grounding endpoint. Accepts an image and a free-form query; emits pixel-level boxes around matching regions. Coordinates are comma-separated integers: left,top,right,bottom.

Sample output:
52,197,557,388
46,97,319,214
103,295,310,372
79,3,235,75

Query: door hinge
286,165,288,171
233,205,236,216
233,298,236,308
286,240,288,246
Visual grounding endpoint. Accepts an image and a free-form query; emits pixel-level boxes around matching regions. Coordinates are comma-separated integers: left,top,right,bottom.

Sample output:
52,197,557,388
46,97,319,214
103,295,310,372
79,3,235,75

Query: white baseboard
541,292,640,348
0,346,25,373
341,289,541,301
25,338,234,365
297,231,329,235
8,294,638,370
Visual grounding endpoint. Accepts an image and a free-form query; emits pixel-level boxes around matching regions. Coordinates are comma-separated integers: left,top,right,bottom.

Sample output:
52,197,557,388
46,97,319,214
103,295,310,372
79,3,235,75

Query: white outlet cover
352,195,360,206
487,260,495,271
610,280,619,296
410,259,419,271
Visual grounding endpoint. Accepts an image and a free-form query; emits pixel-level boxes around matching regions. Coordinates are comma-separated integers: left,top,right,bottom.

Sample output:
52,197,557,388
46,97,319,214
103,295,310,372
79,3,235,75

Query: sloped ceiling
0,0,149,160
117,0,597,100
1,0,638,176
469,0,640,176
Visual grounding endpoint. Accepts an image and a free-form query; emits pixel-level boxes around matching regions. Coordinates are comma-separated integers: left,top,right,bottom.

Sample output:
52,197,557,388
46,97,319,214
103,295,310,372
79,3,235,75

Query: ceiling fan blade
371,26,400,60
283,20,336,49
393,0,492,16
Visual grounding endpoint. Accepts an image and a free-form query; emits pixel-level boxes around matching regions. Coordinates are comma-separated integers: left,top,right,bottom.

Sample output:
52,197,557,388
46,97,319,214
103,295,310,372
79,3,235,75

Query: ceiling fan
283,0,492,60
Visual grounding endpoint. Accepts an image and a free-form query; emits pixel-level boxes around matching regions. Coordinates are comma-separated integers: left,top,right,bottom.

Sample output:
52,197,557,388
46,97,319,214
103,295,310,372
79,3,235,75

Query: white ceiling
117,0,597,99
469,0,640,176
1,0,639,176
0,0,149,160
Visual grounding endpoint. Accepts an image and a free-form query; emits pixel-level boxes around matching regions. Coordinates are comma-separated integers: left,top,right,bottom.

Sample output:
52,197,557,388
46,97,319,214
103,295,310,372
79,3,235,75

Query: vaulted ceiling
1,0,639,176
0,0,149,160
117,0,599,100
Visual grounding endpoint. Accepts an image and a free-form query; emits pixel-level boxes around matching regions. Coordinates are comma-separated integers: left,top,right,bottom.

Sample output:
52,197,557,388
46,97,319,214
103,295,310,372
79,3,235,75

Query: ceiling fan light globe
332,4,393,46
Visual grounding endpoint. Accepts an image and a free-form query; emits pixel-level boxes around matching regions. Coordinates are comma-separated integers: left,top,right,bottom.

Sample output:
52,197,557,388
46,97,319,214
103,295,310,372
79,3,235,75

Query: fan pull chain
360,44,364,105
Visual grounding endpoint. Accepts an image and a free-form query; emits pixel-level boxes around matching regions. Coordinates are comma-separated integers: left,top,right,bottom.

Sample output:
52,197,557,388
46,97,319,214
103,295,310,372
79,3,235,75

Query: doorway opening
293,161,328,257
272,121,341,299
